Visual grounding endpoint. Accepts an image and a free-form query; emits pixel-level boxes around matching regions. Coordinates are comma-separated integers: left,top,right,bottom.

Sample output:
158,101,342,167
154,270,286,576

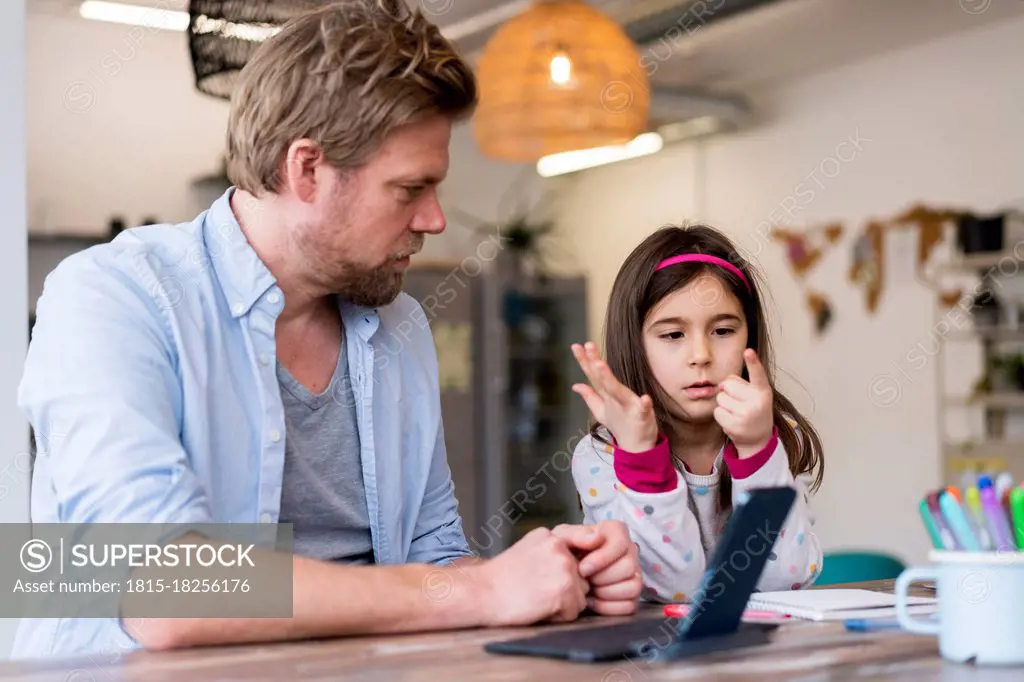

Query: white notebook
746,589,938,621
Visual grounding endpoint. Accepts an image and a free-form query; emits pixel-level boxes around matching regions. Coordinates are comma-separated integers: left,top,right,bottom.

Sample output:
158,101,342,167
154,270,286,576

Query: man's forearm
124,553,493,651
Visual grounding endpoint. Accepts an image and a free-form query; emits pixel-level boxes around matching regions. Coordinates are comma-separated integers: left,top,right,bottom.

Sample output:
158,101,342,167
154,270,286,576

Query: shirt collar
203,187,383,336
203,186,278,318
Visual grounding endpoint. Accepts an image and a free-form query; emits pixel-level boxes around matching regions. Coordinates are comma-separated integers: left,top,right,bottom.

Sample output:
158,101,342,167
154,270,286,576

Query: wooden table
0,580,1019,681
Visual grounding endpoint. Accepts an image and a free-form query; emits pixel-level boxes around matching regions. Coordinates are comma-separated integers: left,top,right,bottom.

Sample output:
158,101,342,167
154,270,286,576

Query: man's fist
474,527,590,627
553,521,643,616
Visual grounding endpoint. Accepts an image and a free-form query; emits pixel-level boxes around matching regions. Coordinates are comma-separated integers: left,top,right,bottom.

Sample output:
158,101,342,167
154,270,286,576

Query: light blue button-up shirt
12,188,473,660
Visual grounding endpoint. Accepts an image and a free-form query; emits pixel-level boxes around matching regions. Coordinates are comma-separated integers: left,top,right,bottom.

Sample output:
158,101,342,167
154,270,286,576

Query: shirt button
268,429,282,443
268,292,280,304
260,513,273,523
259,353,270,366
232,303,244,315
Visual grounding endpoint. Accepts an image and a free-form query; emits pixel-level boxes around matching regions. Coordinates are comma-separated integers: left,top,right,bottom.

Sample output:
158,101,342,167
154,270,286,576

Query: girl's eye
661,331,684,340
714,327,736,336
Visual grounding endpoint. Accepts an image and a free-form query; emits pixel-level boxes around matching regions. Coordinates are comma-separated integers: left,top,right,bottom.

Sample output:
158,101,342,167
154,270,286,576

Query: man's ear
280,138,323,203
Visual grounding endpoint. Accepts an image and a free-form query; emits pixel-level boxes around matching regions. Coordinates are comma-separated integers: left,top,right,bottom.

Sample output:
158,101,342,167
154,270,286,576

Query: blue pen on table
939,489,981,551
979,475,1017,551
844,615,938,632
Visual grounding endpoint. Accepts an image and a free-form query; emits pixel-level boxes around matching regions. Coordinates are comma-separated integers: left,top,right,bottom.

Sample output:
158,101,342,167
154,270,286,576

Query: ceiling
31,0,1024,93
425,0,1024,93
624,0,1024,93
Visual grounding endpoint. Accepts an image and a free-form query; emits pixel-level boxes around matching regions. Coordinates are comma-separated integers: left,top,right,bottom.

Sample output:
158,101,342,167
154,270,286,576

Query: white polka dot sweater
571,426,823,603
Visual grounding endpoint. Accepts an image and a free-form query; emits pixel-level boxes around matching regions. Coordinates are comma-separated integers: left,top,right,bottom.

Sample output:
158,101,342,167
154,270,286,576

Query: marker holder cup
896,550,1024,666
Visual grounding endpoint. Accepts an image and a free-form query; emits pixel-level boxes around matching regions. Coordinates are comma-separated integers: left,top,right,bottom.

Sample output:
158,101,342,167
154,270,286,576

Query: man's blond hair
225,0,477,194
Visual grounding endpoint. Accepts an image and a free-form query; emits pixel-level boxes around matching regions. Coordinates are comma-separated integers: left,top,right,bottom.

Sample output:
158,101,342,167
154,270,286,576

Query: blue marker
845,615,937,632
939,490,981,551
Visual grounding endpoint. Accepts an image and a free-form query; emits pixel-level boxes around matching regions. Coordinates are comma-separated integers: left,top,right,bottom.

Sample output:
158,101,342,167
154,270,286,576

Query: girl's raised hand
713,348,775,458
570,342,658,453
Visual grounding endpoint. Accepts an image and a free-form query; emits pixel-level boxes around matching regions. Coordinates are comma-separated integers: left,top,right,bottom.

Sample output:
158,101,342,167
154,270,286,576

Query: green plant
974,352,1024,396
493,212,554,253
447,199,557,277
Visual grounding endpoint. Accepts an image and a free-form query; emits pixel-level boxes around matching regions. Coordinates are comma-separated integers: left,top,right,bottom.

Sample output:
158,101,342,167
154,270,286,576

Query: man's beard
293,205,424,307
326,235,424,307
337,263,406,307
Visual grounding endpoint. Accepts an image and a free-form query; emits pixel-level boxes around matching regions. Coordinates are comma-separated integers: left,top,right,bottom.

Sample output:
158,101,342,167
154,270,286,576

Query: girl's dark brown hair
590,224,824,511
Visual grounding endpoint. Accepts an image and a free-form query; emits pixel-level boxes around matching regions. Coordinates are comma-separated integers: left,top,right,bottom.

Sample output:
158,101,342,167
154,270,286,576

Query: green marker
1009,487,1024,550
918,498,944,549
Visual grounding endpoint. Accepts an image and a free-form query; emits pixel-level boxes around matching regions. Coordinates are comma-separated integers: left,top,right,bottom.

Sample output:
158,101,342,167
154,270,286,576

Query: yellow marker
965,486,994,550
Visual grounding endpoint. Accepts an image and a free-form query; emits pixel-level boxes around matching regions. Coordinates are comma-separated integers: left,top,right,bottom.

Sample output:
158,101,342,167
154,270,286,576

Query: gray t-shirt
277,332,375,564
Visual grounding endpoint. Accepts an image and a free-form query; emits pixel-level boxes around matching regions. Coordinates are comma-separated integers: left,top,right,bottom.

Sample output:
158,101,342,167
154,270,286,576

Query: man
14,0,641,660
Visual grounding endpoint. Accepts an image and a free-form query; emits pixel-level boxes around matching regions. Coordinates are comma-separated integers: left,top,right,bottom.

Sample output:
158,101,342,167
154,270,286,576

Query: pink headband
655,254,751,292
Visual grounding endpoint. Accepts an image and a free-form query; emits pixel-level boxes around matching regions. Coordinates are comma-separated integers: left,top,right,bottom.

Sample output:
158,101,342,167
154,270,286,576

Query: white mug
895,550,1024,665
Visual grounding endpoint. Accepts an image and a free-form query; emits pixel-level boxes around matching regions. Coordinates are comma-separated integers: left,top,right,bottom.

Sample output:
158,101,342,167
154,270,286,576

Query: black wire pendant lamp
187,1,331,99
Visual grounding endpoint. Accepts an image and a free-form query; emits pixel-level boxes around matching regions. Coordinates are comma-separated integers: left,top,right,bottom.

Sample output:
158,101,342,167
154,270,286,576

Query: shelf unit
937,247,1024,485
404,261,588,559
477,269,589,554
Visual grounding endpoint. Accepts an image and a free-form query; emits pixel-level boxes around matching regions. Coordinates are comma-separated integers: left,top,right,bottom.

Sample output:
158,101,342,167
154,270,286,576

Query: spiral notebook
745,589,938,622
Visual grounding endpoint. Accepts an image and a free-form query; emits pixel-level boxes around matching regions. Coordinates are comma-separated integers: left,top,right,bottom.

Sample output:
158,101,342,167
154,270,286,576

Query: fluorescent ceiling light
78,2,281,41
536,132,664,178
79,1,189,31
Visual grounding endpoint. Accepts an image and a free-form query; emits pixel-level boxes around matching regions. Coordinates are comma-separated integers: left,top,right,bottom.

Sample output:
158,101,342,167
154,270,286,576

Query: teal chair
814,551,906,586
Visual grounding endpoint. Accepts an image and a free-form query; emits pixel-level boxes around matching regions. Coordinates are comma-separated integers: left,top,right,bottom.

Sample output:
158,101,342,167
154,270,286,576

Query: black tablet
484,485,797,663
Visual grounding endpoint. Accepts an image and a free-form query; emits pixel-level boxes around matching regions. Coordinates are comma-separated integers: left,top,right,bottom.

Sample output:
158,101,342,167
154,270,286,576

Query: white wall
550,15,1024,566
26,11,535,256
1,0,29,659
28,12,231,234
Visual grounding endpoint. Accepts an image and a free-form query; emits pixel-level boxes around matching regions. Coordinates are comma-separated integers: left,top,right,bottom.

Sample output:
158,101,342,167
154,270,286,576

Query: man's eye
403,186,425,199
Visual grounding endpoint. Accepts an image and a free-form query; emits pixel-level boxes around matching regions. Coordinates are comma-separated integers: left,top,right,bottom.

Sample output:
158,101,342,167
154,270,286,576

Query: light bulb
549,53,572,85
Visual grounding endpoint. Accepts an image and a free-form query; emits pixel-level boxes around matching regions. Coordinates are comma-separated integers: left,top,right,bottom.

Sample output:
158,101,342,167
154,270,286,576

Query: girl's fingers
572,344,607,399
593,360,630,403
714,392,744,415
587,357,642,410
591,362,622,404
570,343,595,378
719,375,756,401
713,405,740,433
571,383,605,420
579,343,615,400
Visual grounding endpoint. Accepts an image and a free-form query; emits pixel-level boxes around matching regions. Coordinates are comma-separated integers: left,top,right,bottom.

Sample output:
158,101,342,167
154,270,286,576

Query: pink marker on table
663,604,790,621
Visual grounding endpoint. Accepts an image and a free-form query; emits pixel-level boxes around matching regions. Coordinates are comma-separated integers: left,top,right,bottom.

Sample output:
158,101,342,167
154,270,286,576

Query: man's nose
411,194,446,234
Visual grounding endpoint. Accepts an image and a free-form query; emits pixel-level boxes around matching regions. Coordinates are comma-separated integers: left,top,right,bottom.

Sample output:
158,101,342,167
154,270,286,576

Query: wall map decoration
770,222,843,335
773,203,970,334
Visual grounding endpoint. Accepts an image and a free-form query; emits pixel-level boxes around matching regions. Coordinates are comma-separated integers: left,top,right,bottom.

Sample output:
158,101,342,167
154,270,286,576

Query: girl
570,224,824,604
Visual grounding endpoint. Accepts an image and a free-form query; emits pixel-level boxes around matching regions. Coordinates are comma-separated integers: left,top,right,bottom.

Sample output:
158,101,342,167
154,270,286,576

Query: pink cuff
612,435,678,493
722,426,779,479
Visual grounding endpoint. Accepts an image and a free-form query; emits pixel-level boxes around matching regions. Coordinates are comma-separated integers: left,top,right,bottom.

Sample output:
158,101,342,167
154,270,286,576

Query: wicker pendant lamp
188,1,330,99
473,0,650,163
